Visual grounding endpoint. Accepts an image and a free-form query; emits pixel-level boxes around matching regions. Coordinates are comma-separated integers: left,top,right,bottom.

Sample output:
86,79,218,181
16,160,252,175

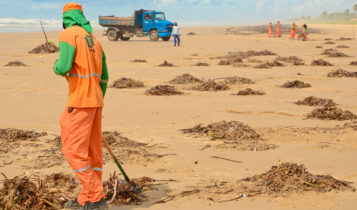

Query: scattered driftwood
169,74,202,84
29,42,59,54
112,78,145,89
145,85,183,95
233,88,265,96
321,48,349,57
281,80,311,88
190,80,229,91
131,59,147,63
311,59,333,66
4,61,27,67
295,96,336,107
307,106,357,121
181,121,277,151
158,61,174,67
327,69,357,78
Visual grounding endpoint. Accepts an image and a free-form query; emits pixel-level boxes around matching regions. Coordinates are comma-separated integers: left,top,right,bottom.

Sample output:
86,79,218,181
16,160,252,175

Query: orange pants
268,29,272,37
275,29,280,37
290,31,296,39
60,107,105,206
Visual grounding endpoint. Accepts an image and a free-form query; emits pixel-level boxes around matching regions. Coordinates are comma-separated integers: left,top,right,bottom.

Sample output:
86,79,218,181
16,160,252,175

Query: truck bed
99,16,135,27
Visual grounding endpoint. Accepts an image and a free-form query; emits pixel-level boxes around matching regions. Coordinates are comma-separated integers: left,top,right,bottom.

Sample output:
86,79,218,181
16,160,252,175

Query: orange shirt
60,26,104,107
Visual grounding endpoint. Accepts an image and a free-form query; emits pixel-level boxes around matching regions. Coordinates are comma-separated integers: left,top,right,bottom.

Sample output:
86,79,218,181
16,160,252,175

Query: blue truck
99,9,174,41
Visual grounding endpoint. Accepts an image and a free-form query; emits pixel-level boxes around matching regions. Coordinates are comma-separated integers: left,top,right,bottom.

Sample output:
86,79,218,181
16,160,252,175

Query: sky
0,0,356,25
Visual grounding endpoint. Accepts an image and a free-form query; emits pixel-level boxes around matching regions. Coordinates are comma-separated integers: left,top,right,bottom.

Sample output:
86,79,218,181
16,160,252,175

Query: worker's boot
84,198,108,210
64,198,83,210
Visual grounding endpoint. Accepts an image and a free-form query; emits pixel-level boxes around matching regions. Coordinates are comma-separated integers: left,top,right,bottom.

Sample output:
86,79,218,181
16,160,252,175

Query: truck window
155,13,165,21
144,14,153,21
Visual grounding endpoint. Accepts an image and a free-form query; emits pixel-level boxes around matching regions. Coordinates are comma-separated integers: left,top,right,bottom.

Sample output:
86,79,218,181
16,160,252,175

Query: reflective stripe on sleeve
73,165,91,173
92,167,103,171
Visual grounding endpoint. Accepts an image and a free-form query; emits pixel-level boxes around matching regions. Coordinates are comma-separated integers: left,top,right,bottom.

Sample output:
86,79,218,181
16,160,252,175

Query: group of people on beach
268,21,308,41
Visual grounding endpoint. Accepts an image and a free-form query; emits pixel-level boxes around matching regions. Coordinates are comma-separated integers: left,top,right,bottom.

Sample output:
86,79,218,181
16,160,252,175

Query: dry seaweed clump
29,42,59,54
0,173,79,210
187,32,196,35
169,74,202,84
337,37,353,41
321,48,349,57
145,85,183,96
0,128,47,154
4,61,27,67
295,96,336,107
282,80,311,88
307,106,357,121
181,121,277,151
193,62,209,66
103,131,163,163
337,45,349,48
131,59,147,63
311,59,333,66
191,80,229,91
112,77,145,89
242,162,355,194
218,54,243,66
221,76,254,85
324,41,335,45
254,61,284,68
158,60,174,67
350,61,357,66
274,56,305,65
327,69,357,78
234,88,265,96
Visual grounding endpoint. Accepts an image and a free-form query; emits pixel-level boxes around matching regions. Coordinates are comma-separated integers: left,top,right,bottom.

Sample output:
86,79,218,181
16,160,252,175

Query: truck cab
99,9,174,41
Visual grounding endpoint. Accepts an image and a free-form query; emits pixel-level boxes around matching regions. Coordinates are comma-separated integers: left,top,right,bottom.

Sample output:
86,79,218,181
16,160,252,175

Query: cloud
31,2,60,9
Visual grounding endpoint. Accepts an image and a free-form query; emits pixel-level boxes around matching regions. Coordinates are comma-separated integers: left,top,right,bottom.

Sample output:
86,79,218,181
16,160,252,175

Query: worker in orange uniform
275,21,281,37
290,22,297,39
53,2,109,210
268,22,273,38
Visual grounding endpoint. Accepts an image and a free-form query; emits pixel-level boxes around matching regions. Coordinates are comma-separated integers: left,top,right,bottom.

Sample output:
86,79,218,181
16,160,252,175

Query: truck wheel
120,37,130,41
107,30,118,41
149,30,159,41
162,36,170,41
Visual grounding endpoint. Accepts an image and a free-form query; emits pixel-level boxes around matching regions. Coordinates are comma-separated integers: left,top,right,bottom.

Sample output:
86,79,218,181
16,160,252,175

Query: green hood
63,9,92,34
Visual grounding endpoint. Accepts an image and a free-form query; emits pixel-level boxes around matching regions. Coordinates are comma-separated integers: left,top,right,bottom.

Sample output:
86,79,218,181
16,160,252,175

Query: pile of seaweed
112,78,145,89
0,128,47,154
103,131,163,163
217,50,276,66
336,45,349,48
169,74,202,84
311,59,333,66
187,32,196,36
131,59,147,63
0,172,164,209
274,56,305,65
145,85,183,96
324,41,335,45
307,106,357,121
242,162,355,194
4,61,27,67
281,80,311,88
321,48,349,57
337,37,352,41
295,96,336,107
190,80,229,91
29,42,58,54
214,76,254,85
350,61,357,66
233,88,265,96
193,62,209,66
254,61,284,68
327,69,357,78
158,61,174,67
181,121,277,151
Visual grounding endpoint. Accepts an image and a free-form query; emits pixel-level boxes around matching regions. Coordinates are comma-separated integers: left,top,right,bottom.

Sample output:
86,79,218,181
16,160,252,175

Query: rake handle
102,137,131,183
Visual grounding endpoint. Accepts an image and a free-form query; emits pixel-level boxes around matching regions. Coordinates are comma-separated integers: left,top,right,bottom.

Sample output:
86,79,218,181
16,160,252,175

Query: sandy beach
0,24,357,209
